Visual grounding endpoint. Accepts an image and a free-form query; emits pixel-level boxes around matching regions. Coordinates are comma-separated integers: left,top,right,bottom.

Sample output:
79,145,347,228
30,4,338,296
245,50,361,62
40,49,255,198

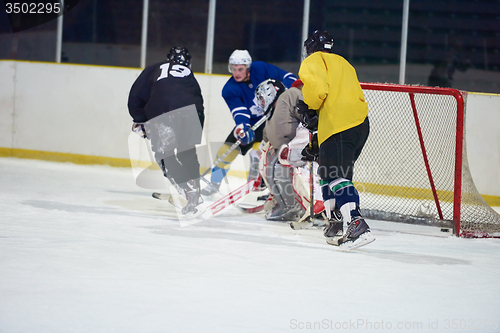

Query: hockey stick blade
236,202,265,214
153,179,256,220
153,179,264,220
152,192,170,200
290,220,314,230
290,217,326,229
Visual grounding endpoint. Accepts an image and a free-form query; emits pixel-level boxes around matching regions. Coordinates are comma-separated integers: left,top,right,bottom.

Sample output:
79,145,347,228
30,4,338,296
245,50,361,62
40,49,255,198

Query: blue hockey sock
327,178,361,220
210,166,229,184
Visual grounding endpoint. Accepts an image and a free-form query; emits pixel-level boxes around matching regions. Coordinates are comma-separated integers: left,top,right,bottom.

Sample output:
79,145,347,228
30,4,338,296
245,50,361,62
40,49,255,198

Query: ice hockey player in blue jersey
201,49,297,196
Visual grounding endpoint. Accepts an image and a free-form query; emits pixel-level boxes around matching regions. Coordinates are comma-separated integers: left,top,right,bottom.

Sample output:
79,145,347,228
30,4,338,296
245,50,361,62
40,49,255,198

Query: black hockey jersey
128,61,204,124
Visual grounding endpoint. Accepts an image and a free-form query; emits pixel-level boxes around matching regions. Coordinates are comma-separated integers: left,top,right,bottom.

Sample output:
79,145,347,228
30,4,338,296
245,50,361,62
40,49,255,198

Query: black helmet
303,30,334,57
167,47,192,67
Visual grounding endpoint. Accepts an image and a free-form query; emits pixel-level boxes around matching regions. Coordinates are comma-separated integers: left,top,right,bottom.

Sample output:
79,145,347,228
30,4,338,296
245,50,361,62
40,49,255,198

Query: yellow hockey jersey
298,52,368,145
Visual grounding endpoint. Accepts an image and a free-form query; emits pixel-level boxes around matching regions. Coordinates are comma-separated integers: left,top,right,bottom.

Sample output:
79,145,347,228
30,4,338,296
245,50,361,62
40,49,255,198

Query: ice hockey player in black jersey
128,47,205,216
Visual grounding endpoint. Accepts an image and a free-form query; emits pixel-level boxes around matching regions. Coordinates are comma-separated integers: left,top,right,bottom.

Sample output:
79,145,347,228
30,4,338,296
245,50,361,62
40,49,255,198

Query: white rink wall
465,93,500,199
0,60,498,199
0,60,234,159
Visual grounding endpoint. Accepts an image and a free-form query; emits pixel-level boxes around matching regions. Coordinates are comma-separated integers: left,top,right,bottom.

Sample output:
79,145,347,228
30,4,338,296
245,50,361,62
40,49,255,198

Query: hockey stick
290,131,316,230
290,164,328,229
152,191,187,208
200,114,269,181
308,140,314,221
236,202,265,213
151,115,268,199
153,178,257,217
205,178,256,216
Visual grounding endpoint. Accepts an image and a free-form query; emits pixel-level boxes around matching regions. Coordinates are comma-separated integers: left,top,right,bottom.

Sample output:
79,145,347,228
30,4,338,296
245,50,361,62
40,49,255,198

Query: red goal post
356,83,500,238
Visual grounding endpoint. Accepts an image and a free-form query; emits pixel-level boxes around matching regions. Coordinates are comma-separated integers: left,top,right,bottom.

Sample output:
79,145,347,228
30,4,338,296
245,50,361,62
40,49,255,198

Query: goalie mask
255,78,285,118
303,30,334,58
167,47,192,67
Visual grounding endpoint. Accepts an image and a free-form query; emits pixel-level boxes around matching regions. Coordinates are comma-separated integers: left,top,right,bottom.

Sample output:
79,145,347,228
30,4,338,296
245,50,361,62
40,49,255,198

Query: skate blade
338,232,375,252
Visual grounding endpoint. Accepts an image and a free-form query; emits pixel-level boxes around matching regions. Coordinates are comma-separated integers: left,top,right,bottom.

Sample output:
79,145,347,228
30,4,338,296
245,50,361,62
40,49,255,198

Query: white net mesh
354,83,500,237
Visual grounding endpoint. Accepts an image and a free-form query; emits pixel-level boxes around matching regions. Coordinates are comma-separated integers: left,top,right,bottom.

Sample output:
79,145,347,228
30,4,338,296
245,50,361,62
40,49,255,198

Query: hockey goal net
354,83,500,238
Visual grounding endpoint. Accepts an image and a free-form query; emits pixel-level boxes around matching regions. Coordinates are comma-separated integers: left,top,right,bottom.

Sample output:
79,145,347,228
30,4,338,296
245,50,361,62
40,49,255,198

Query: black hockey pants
318,117,370,182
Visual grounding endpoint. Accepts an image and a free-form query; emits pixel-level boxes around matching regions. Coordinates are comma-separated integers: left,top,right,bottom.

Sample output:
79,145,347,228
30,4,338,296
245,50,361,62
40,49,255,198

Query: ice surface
1,157,499,333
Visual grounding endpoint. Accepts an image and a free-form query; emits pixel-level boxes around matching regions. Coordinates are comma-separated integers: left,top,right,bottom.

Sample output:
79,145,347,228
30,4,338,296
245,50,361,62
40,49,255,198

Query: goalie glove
233,123,255,146
301,133,319,162
278,145,291,167
278,144,306,167
296,100,318,131
132,122,147,139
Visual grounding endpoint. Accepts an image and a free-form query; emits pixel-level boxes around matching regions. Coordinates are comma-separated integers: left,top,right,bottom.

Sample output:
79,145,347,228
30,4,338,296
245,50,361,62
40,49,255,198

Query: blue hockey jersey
222,61,297,126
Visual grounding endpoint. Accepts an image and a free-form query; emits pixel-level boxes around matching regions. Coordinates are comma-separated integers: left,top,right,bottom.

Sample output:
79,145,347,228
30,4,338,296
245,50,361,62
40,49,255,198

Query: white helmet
228,50,252,73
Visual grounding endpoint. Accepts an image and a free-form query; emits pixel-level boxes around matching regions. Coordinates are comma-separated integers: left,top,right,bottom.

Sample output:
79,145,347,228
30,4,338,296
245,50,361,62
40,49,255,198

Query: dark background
1,0,499,92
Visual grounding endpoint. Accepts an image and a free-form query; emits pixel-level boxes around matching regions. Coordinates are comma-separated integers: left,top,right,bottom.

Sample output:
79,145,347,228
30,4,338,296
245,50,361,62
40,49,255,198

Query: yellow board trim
0,147,132,167
1,147,497,206
354,181,500,207
354,182,454,202
0,147,248,179
481,194,500,207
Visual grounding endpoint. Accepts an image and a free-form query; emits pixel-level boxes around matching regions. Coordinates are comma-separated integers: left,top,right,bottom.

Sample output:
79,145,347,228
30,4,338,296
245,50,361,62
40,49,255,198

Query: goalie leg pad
247,149,261,181
265,164,304,221
262,147,279,197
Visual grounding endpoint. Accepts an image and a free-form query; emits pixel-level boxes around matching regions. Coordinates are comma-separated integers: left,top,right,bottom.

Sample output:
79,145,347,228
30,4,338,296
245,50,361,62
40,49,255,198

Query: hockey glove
301,133,319,162
233,123,255,146
279,145,290,163
278,144,306,167
132,122,147,139
296,100,319,131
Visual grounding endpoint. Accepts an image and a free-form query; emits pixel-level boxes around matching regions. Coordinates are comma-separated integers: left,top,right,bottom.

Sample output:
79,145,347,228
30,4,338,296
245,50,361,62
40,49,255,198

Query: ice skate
200,181,220,196
339,216,375,251
324,209,343,246
180,179,205,217
265,202,303,222
181,198,205,217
